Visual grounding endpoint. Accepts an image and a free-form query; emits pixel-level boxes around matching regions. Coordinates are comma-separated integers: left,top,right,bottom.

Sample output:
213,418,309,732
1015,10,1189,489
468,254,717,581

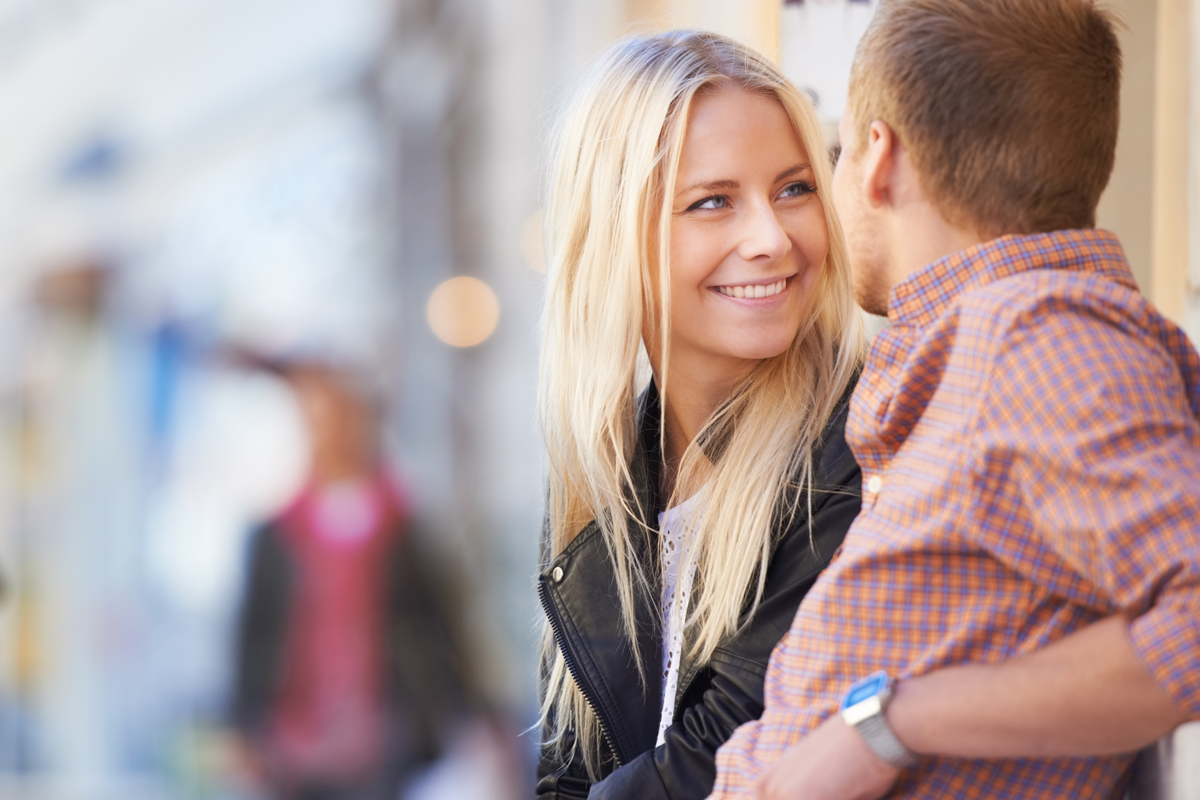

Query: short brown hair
848,0,1121,235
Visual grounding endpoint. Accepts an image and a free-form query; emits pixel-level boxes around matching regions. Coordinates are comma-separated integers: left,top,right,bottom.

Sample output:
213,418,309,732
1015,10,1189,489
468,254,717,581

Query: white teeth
717,280,786,298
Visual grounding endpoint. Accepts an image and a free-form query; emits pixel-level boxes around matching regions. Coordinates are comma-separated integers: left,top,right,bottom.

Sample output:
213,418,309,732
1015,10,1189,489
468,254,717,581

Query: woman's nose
737,202,791,263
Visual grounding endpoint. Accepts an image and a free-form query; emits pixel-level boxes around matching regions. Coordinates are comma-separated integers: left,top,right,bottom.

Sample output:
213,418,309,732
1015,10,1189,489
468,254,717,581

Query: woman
536,31,865,799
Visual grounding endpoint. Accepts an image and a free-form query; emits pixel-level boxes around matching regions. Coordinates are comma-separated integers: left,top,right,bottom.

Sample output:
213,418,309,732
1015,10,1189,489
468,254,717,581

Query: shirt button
552,566,564,583
866,475,883,494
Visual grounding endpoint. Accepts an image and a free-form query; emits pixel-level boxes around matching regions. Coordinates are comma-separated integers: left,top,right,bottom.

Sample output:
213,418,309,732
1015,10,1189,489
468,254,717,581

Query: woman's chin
726,334,799,363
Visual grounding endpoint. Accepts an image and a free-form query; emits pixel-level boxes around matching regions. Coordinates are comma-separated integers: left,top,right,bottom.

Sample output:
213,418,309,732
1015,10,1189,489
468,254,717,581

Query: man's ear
861,120,896,209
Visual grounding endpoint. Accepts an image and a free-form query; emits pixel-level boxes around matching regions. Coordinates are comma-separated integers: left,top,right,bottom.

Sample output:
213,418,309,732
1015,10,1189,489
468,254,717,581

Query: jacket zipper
538,579,624,768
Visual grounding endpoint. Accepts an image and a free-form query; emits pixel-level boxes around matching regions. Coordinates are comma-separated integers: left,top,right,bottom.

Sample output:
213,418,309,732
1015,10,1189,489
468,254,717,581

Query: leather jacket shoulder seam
708,647,768,678
541,519,603,578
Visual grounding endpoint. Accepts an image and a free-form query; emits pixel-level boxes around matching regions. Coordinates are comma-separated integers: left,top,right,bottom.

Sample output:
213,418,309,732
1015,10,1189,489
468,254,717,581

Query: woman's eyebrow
677,178,739,195
775,163,812,182
677,164,813,197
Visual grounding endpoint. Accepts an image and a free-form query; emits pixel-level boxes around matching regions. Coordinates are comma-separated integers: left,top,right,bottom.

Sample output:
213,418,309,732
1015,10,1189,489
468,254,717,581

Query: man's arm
889,613,1187,758
757,613,1189,800
758,303,1200,800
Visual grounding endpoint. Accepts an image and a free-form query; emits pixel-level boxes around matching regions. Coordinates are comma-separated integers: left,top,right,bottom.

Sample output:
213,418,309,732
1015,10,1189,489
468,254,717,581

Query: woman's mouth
714,278,787,299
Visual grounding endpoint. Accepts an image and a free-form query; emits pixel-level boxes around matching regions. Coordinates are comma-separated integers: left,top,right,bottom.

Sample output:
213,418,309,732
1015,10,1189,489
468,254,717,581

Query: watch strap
840,671,919,769
853,706,918,768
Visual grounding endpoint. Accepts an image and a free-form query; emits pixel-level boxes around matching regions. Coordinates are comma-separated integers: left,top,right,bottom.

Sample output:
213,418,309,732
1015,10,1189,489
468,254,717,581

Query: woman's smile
712,276,791,300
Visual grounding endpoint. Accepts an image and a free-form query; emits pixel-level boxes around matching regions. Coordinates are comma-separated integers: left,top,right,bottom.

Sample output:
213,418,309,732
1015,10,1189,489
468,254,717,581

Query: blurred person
708,2,1200,799
535,32,867,800
231,360,480,800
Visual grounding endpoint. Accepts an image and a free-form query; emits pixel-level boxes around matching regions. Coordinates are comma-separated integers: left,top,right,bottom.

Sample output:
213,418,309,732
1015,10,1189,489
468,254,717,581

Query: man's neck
309,450,376,487
886,203,992,293
865,132,998,309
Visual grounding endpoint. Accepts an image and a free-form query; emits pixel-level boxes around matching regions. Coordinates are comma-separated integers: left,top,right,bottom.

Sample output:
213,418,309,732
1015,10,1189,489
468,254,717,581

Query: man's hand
756,714,899,800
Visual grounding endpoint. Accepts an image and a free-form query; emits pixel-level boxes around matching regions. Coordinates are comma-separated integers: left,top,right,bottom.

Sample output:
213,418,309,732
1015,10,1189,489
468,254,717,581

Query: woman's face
655,85,827,386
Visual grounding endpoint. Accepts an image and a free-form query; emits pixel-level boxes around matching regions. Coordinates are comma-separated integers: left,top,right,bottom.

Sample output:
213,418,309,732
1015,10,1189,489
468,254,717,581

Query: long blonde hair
537,30,864,776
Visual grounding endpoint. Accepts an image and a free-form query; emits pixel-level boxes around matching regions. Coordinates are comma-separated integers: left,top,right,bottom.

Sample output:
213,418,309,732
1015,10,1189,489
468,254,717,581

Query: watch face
845,671,889,707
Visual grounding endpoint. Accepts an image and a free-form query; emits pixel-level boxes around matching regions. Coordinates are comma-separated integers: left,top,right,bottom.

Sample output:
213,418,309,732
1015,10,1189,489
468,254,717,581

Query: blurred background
0,0,1193,798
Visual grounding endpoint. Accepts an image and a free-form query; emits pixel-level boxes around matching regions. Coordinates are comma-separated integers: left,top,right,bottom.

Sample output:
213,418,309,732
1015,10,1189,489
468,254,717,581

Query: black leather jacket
536,381,862,799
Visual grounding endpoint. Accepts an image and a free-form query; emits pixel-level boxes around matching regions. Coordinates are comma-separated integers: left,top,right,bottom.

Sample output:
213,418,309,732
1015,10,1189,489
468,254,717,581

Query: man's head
846,0,1121,239
282,364,379,483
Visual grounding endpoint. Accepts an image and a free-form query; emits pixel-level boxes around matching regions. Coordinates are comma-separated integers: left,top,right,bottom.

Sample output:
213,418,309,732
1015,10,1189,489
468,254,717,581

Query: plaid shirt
709,230,1200,799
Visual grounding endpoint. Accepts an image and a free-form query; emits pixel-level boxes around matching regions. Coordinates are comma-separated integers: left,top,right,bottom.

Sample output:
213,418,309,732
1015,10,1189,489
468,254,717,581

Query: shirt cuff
1129,592,1200,719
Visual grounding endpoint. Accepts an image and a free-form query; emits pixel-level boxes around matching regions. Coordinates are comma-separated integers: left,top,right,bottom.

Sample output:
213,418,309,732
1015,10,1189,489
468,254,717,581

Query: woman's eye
780,181,817,199
687,195,729,212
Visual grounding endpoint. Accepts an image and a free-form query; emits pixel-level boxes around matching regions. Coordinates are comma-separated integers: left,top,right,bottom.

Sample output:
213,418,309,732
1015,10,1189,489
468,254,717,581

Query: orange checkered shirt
709,230,1200,799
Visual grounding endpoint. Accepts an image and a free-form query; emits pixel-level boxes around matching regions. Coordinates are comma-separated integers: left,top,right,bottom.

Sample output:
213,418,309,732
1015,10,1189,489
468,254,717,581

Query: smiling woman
535,31,866,800
662,86,828,406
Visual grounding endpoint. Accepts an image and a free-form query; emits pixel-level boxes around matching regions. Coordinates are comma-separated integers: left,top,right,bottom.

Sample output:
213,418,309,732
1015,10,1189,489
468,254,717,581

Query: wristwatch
839,670,919,768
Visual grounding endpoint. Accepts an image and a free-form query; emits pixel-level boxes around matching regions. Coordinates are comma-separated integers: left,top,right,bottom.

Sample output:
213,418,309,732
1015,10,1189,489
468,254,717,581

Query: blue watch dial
843,670,890,708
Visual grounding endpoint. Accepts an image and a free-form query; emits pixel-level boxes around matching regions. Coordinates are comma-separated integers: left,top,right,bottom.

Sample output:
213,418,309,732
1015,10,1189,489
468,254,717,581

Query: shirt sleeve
975,303,1200,719
706,714,765,799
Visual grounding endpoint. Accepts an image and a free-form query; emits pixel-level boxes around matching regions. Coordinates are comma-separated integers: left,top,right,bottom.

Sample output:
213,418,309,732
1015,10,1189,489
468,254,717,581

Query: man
232,361,479,799
708,1,1200,798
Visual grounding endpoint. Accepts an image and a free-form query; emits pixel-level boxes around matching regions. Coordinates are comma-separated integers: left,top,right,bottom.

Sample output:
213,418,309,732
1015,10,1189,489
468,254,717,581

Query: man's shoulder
949,267,1200,420
910,264,1200,422
949,266,1176,359
962,265,1141,322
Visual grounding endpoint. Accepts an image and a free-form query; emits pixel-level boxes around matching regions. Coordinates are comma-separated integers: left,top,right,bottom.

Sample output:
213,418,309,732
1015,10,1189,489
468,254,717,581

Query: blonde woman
536,31,866,800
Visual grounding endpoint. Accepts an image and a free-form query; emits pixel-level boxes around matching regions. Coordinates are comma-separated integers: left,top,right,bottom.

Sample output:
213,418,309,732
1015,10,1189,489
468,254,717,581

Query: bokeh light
426,276,501,347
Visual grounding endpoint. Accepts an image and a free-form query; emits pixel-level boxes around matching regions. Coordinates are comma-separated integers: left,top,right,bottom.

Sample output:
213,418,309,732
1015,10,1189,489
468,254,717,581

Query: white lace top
655,492,702,747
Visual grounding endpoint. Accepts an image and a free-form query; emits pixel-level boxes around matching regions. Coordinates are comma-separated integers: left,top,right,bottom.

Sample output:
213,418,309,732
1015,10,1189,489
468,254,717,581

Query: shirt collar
888,229,1136,329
